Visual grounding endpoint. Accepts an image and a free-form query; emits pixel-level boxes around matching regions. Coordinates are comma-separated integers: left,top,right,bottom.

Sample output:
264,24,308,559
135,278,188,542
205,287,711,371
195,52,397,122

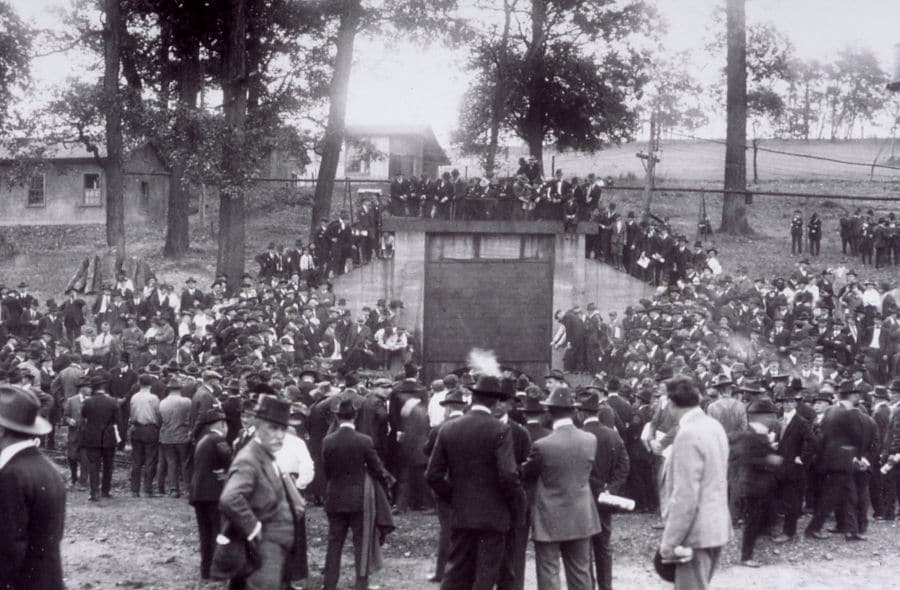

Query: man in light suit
521,386,602,590
659,376,730,590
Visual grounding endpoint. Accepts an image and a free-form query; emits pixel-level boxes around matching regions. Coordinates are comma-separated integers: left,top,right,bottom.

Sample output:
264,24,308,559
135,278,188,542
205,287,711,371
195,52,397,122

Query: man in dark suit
423,388,467,583
322,398,396,590
81,371,121,502
805,382,870,541
426,375,525,590
495,389,532,590
521,386,550,443
578,389,629,590
189,408,232,580
772,393,815,542
0,385,66,590
326,211,353,277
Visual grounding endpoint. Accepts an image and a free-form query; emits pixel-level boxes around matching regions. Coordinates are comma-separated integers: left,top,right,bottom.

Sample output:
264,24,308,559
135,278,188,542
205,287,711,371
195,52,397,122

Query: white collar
339,422,356,430
499,414,508,424
526,419,542,425
0,439,38,471
552,418,574,430
582,417,599,424
678,406,703,426
469,404,491,414
210,428,226,437
448,411,464,418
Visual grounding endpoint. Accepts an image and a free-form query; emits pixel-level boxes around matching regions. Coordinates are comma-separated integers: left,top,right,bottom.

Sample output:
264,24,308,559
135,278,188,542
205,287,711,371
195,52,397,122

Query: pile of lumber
65,251,153,294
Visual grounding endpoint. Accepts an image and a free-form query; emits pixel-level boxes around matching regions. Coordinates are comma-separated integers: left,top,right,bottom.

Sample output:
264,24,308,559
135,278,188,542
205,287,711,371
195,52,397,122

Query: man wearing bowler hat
81,370,121,502
220,395,299,590
426,374,525,590
189,408,232,580
521,386,601,590
322,398,396,590
521,385,550,443
0,385,66,590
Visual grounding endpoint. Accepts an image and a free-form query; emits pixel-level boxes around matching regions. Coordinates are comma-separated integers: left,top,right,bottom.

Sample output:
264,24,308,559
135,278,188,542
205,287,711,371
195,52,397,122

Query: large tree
309,0,465,236
0,1,32,133
824,47,888,140
103,0,126,260
454,0,653,171
721,0,751,234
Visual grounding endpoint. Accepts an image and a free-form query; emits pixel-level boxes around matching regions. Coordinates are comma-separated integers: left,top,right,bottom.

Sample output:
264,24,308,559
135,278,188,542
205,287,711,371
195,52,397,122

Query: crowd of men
3,197,900,589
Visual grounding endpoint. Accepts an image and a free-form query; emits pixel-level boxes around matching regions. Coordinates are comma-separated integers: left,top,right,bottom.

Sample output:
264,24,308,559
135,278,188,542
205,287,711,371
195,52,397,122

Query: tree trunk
104,0,126,262
484,0,514,174
310,0,361,237
164,34,201,258
720,0,751,235
522,0,546,175
217,0,248,291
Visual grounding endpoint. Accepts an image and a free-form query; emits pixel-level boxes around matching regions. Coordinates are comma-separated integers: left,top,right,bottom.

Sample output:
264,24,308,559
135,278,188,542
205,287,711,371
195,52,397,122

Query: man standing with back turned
659,376,730,590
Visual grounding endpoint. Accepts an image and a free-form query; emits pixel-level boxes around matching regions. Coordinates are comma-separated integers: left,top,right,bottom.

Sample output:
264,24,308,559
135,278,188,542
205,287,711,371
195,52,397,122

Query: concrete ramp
581,259,657,317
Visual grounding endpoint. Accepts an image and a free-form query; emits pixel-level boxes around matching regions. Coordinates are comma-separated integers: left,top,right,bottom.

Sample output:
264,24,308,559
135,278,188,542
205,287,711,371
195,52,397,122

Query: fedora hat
747,398,778,414
710,374,733,388
541,386,578,408
521,386,546,414
838,380,861,396
0,385,52,436
471,375,509,399
196,408,226,429
890,379,900,393
254,394,291,427
576,389,602,413
544,369,568,383
738,381,765,395
440,388,467,406
166,377,184,391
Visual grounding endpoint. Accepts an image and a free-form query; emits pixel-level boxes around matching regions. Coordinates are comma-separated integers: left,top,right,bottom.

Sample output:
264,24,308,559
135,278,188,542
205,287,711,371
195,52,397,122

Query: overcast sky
14,0,900,144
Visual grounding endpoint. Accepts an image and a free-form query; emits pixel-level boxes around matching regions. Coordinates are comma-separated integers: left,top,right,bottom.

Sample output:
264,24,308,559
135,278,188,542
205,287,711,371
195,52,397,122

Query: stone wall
0,224,107,253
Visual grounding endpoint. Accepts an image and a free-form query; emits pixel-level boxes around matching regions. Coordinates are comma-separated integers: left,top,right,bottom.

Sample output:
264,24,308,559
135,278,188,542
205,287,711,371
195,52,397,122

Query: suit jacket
521,423,602,542
219,439,295,548
426,409,523,533
581,420,630,497
81,393,121,449
776,413,815,481
660,409,731,551
190,430,233,504
0,446,66,590
814,403,869,473
322,425,393,514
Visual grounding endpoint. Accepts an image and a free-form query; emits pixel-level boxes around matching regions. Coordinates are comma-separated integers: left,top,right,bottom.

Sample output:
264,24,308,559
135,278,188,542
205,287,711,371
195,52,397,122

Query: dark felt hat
471,375,509,399
747,398,778,414
576,389,602,413
521,386,546,413
0,385,52,436
254,394,291,427
440,388,467,406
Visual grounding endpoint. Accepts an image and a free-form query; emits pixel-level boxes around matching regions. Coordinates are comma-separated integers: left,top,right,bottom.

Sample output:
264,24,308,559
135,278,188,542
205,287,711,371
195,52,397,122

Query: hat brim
539,400,579,409
253,413,290,427
0,414,52,436
472,387,510,399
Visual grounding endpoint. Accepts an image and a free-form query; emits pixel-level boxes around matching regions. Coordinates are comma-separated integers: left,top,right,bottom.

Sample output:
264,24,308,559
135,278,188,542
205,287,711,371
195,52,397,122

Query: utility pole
639,108,660,213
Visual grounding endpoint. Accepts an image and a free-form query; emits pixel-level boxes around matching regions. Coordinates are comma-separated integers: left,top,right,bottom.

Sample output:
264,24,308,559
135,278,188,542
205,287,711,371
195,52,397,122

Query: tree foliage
454,0,654,169
0,1,32,131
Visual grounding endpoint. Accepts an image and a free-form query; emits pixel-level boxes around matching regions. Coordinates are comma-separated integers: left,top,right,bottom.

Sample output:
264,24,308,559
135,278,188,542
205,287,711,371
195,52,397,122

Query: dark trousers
791,233,802,254
590,511,613,590
777,477,804,537
395,463,432,511
809,237,821,255
870,464,885,517
740,495,770,560
130,438,158,494
158,442,191,494
806,471,857,535
440,529,506,590
880,465,900,519
194,501,220,579
837,471,869,534
498,523,529,590
323,511,366,590
433,499,453,579
85,446,115,498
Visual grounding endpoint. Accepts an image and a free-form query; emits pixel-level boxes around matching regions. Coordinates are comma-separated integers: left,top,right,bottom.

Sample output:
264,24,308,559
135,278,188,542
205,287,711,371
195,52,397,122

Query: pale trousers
674,546,721,590
533,538,592,590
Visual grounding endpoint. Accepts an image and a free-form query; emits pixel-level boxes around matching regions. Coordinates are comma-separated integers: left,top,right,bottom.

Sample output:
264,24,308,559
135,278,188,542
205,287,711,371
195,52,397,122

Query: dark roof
0,140,105,161
344,124,449,166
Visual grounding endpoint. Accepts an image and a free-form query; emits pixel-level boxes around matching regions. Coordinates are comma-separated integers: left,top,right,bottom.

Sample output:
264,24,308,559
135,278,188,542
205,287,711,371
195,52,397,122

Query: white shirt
275,432,315,490
0,439,38,471
428,390,447,427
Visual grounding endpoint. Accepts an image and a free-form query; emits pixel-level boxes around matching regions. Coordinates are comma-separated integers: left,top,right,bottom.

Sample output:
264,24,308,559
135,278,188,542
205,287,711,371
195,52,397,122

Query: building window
347,156,370,174
83,173,102,206
140,181,150,212
290,172,299,188
27,174,45,207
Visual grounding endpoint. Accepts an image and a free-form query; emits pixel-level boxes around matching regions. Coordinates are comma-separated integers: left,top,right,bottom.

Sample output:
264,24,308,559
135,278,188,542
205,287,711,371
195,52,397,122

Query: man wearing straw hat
0,384,66,589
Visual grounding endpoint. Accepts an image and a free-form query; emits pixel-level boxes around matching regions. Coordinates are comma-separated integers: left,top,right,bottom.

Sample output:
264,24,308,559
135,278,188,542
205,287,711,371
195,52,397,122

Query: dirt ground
55,456,900,590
